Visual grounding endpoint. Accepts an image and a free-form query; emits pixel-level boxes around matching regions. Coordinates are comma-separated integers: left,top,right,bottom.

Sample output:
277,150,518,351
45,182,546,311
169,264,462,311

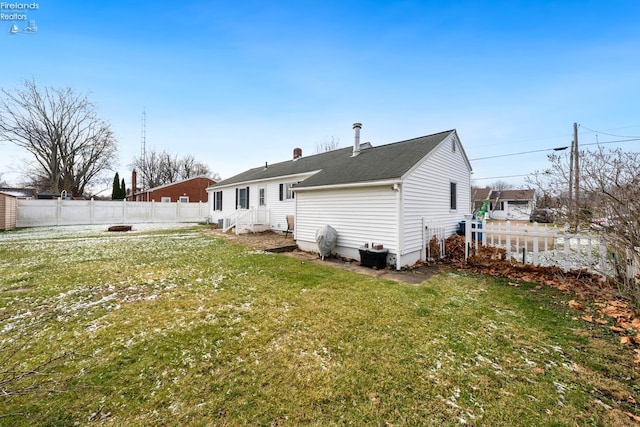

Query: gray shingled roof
211,130,456,189
0,188,35,198
489,189,535,201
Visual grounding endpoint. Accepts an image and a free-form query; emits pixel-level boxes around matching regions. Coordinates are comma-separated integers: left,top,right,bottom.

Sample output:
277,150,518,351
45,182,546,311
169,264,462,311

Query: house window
279,183,295,201
161,197,171,203
213,191,223,211
179,196,189,203
452,139,456,153
490,201,505,211
236,186,249,209
259,187,266,206
450,182,457,210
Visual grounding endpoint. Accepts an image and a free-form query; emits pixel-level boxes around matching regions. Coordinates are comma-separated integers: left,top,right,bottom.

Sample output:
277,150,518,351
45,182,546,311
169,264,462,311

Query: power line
469,138,640,162
581,138,640,147
467,124,640,154
579,124,640,139
465,132,572,150
470,146,568,161
473,173,532,180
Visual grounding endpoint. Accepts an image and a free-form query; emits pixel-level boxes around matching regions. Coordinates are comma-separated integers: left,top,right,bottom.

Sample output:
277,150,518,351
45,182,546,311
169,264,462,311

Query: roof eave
207,170,321,190
293,178,403,192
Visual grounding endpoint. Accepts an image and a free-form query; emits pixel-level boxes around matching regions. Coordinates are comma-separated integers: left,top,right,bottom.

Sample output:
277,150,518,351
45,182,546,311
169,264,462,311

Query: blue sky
2,1,640,192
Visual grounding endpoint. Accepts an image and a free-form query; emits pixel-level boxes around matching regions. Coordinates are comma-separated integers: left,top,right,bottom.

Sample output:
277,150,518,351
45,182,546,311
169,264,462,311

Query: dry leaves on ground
442,235,640,364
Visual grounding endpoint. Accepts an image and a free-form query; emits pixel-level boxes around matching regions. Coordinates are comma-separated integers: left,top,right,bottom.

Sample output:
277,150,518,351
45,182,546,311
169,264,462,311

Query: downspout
395,182,402,270
293,189,297,240
421,216,426,262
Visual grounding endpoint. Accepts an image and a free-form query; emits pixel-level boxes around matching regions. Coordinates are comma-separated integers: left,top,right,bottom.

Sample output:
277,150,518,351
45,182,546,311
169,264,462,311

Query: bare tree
314,136,340,153
0,80,117,196
580,147,640,308
131,149,219,190
527,152,572,211
489,180,512,191
528,147,640,309
178,154,217,179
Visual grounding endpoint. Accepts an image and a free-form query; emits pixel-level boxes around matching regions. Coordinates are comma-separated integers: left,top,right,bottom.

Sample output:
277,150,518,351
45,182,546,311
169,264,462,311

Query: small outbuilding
0,191,18,231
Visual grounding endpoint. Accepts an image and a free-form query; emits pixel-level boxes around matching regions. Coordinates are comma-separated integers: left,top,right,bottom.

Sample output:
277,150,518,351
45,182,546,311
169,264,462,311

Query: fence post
464,214,472,261
56,197,62,226
599,242,607,276
532,222,539,265
564,234,571,271
481,218,487,246
505,221,512,260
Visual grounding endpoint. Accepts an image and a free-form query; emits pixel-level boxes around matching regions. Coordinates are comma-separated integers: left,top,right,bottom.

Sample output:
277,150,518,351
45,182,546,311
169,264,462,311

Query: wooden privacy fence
463,215,613,277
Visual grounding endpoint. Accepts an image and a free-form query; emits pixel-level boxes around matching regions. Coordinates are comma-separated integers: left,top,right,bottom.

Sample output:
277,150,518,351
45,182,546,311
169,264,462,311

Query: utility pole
568,137,574,227
573,122,579,230
141,109,146,161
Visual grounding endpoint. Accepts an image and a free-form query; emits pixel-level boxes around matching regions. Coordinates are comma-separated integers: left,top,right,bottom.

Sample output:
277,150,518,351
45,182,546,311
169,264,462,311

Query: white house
207,124,472,269
486,189,536,220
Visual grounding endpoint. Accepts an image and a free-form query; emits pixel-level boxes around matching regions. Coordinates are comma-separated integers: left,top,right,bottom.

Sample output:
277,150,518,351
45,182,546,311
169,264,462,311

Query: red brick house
129,173,216,202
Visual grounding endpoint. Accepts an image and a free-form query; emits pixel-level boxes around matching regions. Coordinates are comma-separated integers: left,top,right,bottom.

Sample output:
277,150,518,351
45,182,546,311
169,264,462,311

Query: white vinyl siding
401,133,471,255
267,181,295,230
296,186,398,255
206,172,315,231
205,130,472,269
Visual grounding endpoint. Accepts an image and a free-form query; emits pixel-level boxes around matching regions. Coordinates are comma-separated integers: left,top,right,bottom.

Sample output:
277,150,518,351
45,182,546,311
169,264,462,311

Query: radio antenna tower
141,109,147,160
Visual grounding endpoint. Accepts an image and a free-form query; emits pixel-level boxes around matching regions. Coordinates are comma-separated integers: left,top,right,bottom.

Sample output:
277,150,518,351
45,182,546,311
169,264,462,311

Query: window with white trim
179,196,189,203
450,182,457,210
213,191,223,211
279,183,295,201
259,187,266,206
490,201,505,211
161,196,171,203
236,187,249,209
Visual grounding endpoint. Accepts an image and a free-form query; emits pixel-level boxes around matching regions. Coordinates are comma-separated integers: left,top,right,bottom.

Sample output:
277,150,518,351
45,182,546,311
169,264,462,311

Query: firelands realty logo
2,2,39,35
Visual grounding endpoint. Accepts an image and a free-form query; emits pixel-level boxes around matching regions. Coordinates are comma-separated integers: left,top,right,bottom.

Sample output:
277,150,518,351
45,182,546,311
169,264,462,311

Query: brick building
129,173,216,202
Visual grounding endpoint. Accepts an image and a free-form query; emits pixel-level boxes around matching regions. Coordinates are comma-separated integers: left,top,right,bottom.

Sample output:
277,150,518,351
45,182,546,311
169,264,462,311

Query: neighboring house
207,125,472,269
486,189,535,220
471,186,491,213
0,187,36,200
0,191,17,231
129,174,216,203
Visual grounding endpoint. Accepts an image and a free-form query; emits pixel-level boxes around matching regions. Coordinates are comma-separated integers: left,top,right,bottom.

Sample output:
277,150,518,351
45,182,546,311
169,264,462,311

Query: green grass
0,225,638,426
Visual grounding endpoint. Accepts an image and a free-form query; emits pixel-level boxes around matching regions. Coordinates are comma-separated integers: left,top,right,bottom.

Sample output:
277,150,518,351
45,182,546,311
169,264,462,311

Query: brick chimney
131,169,137,201
293,147,302,159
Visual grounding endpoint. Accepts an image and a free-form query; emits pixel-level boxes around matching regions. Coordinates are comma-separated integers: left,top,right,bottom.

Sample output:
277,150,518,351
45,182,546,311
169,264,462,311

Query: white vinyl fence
463,215,616,278
16,199,209,228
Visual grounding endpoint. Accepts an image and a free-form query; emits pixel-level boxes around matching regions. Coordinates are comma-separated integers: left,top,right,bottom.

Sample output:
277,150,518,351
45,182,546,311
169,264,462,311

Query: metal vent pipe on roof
352,122,362,156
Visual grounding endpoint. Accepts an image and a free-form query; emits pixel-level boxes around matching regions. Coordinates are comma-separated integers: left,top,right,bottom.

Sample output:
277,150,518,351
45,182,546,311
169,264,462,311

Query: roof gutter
293,179,403,192
206,171,321,191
